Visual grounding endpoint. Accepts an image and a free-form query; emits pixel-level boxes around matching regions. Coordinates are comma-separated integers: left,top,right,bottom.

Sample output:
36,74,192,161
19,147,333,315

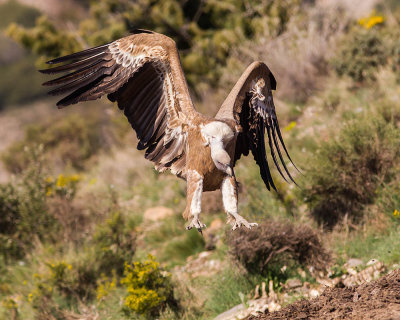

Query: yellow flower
56,174,66,187
358,12,384,29
394,209,399,217
70,174,81,182
284,121,296,132
45,188,52,196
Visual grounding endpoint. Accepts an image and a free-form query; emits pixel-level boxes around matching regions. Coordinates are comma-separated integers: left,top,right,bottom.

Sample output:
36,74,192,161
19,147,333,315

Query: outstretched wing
40,31,201,178
215,61,298,190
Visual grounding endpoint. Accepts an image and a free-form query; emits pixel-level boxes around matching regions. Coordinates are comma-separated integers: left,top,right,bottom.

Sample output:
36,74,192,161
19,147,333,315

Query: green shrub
302,112,400,227
332,27,388,83
227,220,329,278
0,148,60,260
332,17,400,84
28,260,93,316
2,113,106,173
121,255,178,318
92,211,136,276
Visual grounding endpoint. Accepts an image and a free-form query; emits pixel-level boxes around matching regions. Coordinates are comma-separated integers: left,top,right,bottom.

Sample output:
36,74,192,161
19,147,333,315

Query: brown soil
250,269,400,320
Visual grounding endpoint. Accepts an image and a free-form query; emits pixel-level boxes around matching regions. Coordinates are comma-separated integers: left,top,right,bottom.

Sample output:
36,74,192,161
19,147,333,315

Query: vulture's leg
184,170,206,232
221,176,258,230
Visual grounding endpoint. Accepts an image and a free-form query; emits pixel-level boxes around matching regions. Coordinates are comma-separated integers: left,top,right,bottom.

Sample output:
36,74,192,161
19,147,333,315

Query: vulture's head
201,121,235,176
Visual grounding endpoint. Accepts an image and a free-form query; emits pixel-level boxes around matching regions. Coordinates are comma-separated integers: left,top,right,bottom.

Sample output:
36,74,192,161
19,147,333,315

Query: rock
198,251,212,259
345,258,363,268
297,268,307,279
342,261,385,287
179,251,223,278
267,301,281,312
366,259,378,266
213,304,246,320
286,278,302,289
143,206,174,221
309,289,320,298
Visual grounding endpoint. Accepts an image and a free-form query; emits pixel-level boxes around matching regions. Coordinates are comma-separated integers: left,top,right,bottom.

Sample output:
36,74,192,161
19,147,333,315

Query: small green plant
120,255,178,318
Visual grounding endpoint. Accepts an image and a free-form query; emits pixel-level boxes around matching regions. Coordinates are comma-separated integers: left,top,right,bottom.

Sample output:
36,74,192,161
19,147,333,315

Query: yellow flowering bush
47,261,72,285
96,272,117,302
92,211,136,276
45,174,81,199
120,255,178,318
27,272,53,309
27,260,75,310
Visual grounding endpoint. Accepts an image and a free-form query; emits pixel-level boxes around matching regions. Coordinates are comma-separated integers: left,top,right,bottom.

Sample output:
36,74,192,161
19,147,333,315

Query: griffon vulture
40,30,297,232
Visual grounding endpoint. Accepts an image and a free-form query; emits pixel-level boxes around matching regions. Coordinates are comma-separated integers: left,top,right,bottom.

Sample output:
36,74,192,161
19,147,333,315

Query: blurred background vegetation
0,0,400,319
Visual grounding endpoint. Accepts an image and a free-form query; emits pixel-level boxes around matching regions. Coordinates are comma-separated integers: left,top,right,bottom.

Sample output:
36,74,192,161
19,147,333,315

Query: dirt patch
249,269,400,320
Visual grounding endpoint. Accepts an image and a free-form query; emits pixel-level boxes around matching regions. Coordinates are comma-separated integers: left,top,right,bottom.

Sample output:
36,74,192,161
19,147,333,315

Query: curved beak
226,165,233,177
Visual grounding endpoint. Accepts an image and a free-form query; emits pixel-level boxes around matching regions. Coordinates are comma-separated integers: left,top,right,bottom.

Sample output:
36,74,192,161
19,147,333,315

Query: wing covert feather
40,32,200,178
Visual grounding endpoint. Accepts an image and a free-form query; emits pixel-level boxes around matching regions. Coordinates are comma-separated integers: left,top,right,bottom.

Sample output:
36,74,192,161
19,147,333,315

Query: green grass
201,267,264,318
334,226,400,265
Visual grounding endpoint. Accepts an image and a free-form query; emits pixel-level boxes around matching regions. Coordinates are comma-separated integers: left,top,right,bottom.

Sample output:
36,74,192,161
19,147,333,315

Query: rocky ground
212,258,396,320
248,269,400,320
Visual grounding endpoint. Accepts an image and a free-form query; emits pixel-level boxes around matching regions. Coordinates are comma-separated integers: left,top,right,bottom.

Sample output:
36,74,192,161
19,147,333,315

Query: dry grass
227,220,330,276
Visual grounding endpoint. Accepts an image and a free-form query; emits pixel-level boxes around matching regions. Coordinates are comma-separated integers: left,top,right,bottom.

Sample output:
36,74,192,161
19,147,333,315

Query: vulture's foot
186,217,206,232
228,214,258,230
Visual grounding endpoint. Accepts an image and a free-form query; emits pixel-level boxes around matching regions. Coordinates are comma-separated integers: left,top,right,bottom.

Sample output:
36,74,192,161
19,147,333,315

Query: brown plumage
40,30,298,231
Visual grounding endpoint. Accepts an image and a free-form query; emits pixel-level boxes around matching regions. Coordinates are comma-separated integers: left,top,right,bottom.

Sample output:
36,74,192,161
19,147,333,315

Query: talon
229,215,258,230
186,218,206,232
